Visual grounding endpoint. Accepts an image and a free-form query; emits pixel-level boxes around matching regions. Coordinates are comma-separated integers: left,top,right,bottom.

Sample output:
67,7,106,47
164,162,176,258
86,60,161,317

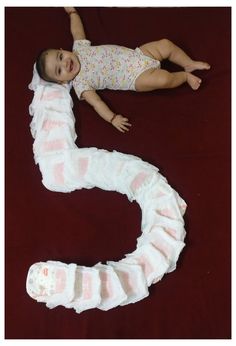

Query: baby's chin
73,71,79,79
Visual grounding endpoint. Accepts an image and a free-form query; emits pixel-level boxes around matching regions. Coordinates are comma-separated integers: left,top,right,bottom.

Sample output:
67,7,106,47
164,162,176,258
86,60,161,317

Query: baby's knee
158,38,173,49
155,70,173,88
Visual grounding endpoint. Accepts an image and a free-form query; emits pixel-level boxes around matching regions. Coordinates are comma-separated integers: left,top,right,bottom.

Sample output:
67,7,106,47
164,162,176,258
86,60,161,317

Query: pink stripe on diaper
82,273,92,300
151,238,171,259
159,208,176,219
55,269,66,293
53,163,64,185
40,90,64,101
42,120,65,131
130,172,148,191
165,228,177,239
137,255,153,278
100,271,114,299
118,271,135,294
43,139,65,152
78,158,88,178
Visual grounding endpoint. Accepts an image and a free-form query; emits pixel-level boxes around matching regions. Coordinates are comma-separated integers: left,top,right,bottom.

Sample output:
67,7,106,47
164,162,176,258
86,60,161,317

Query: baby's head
36,48,80,84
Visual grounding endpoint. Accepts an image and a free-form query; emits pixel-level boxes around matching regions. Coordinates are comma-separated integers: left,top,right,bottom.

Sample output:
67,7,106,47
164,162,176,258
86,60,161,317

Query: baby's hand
112,115,132,133
64,7,76,14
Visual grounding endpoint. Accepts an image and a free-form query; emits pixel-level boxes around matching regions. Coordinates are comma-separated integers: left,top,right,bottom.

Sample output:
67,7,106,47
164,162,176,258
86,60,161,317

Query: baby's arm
64,7,86,41
82,90,131,133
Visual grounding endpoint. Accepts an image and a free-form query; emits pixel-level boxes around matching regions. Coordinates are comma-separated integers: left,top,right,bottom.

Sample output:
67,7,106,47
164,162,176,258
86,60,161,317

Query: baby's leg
139,39,210,72
135,68,202,91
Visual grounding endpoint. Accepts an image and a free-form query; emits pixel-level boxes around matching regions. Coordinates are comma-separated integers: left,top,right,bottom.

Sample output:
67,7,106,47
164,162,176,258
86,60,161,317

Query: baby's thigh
135,68,169,92
139,41,163,61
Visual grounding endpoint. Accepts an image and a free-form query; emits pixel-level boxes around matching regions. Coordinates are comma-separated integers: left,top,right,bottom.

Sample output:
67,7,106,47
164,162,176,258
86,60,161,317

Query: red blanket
5,7,231,339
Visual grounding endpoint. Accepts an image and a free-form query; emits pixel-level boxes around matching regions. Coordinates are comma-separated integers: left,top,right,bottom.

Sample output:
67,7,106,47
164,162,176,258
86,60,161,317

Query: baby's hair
36,49,56,83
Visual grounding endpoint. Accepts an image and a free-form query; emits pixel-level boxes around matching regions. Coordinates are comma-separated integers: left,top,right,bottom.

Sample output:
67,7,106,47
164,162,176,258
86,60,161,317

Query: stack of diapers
26,65,187,313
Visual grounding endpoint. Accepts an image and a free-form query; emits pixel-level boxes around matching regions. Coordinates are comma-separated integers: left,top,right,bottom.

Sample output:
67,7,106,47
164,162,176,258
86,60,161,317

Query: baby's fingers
121,118,132,127
113,115,132,132
119,123,131,132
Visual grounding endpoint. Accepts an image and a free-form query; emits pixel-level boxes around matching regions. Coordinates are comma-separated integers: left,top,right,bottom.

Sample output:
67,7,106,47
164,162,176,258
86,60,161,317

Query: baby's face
45,49,80,83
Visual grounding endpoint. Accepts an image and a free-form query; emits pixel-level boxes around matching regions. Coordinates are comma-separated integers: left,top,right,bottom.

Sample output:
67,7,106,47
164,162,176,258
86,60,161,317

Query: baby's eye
59,53,63,60
58,68,61,75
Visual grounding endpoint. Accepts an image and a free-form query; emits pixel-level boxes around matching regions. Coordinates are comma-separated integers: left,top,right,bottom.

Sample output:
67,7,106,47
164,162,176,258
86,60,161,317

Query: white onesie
72,40,161,99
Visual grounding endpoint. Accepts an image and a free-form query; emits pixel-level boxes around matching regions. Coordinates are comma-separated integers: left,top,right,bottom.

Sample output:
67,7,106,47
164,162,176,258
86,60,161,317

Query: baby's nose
61,60,66,67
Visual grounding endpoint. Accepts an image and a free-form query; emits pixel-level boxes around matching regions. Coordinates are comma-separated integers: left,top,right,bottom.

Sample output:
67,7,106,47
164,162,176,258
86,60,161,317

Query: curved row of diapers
26,67,187,313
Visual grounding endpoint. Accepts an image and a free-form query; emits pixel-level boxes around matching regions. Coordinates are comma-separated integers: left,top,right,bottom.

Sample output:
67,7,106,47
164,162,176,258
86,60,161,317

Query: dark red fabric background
5,7,231,339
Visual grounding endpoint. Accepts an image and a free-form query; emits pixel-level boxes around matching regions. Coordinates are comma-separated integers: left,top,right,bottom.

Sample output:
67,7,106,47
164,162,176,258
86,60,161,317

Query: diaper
66,266,101,313
95,263,127,310
26,261,77,309
137,226,185,273
107,261,149,305
121,244,169,286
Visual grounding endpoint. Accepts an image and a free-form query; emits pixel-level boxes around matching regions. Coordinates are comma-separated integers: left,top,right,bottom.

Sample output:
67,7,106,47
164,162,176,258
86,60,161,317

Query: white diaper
26,261,77,309
95,263,127,310
67,266,101,313
106,261,149,305
121,244,169,286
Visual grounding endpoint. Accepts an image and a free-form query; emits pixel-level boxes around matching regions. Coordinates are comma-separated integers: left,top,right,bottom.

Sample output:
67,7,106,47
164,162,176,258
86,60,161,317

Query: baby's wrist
110,114,118,124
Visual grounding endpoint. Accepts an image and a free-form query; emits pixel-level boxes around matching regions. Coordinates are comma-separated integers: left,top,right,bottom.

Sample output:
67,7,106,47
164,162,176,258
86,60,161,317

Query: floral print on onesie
72,40,161,99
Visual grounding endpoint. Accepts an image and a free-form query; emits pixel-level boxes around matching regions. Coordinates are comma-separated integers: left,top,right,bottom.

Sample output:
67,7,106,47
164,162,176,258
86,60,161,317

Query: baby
36,7,210,132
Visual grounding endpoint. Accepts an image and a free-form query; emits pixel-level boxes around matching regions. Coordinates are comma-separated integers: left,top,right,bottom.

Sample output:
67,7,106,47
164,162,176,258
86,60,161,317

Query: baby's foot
186,73,202,90
184,61,211,73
